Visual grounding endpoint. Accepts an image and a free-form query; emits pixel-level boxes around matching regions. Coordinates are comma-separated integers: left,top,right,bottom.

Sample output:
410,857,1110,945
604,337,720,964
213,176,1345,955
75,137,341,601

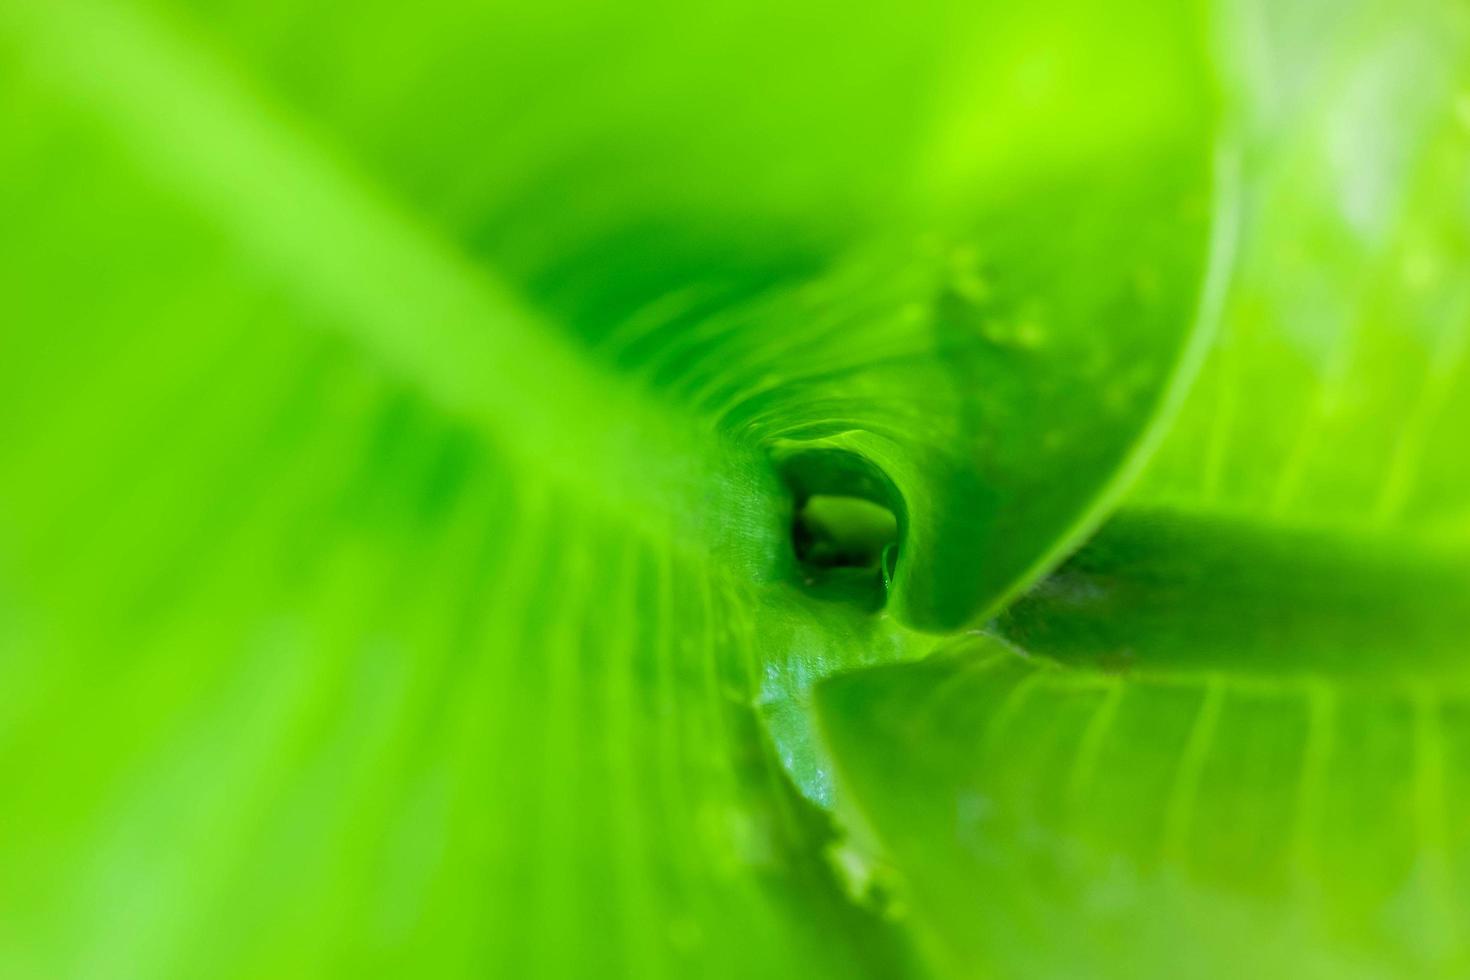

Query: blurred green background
0,0,1467,977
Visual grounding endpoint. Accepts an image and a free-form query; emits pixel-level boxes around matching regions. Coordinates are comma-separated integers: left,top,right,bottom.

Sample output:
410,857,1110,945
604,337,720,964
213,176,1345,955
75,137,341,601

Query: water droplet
980,314,1046,350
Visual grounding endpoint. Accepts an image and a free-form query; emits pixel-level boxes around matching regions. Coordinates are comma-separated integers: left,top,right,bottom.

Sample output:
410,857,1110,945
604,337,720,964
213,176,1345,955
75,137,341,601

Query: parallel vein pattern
818,640,1470,979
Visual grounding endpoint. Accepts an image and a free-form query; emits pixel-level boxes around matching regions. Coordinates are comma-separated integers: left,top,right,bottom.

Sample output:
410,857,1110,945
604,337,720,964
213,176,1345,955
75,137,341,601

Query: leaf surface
0,0,1221,975
816,2,1470,975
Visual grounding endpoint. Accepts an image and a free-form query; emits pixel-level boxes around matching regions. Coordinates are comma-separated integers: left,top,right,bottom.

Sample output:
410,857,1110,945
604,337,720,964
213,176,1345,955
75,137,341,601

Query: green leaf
818,635,1470,979
0,0,1220,976
816,2,1470,976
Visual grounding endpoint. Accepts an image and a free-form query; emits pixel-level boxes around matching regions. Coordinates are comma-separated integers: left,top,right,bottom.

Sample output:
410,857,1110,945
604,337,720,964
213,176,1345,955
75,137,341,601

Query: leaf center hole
777,447,904,609
793,495,898,573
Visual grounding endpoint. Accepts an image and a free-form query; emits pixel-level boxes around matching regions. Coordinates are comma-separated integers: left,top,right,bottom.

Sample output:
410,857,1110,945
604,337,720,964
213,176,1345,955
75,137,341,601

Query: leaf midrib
2,0,786,566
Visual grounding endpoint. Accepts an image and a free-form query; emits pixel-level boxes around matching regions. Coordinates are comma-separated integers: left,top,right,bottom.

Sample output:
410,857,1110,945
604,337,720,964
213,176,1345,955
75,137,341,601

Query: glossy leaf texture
817,1,1470,976
0,0,1222,977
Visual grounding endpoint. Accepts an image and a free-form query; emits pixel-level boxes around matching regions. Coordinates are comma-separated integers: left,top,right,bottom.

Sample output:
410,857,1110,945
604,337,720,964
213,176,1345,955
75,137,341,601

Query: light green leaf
816,2,1470,976
0,0,1220,976
818,635,1470,979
